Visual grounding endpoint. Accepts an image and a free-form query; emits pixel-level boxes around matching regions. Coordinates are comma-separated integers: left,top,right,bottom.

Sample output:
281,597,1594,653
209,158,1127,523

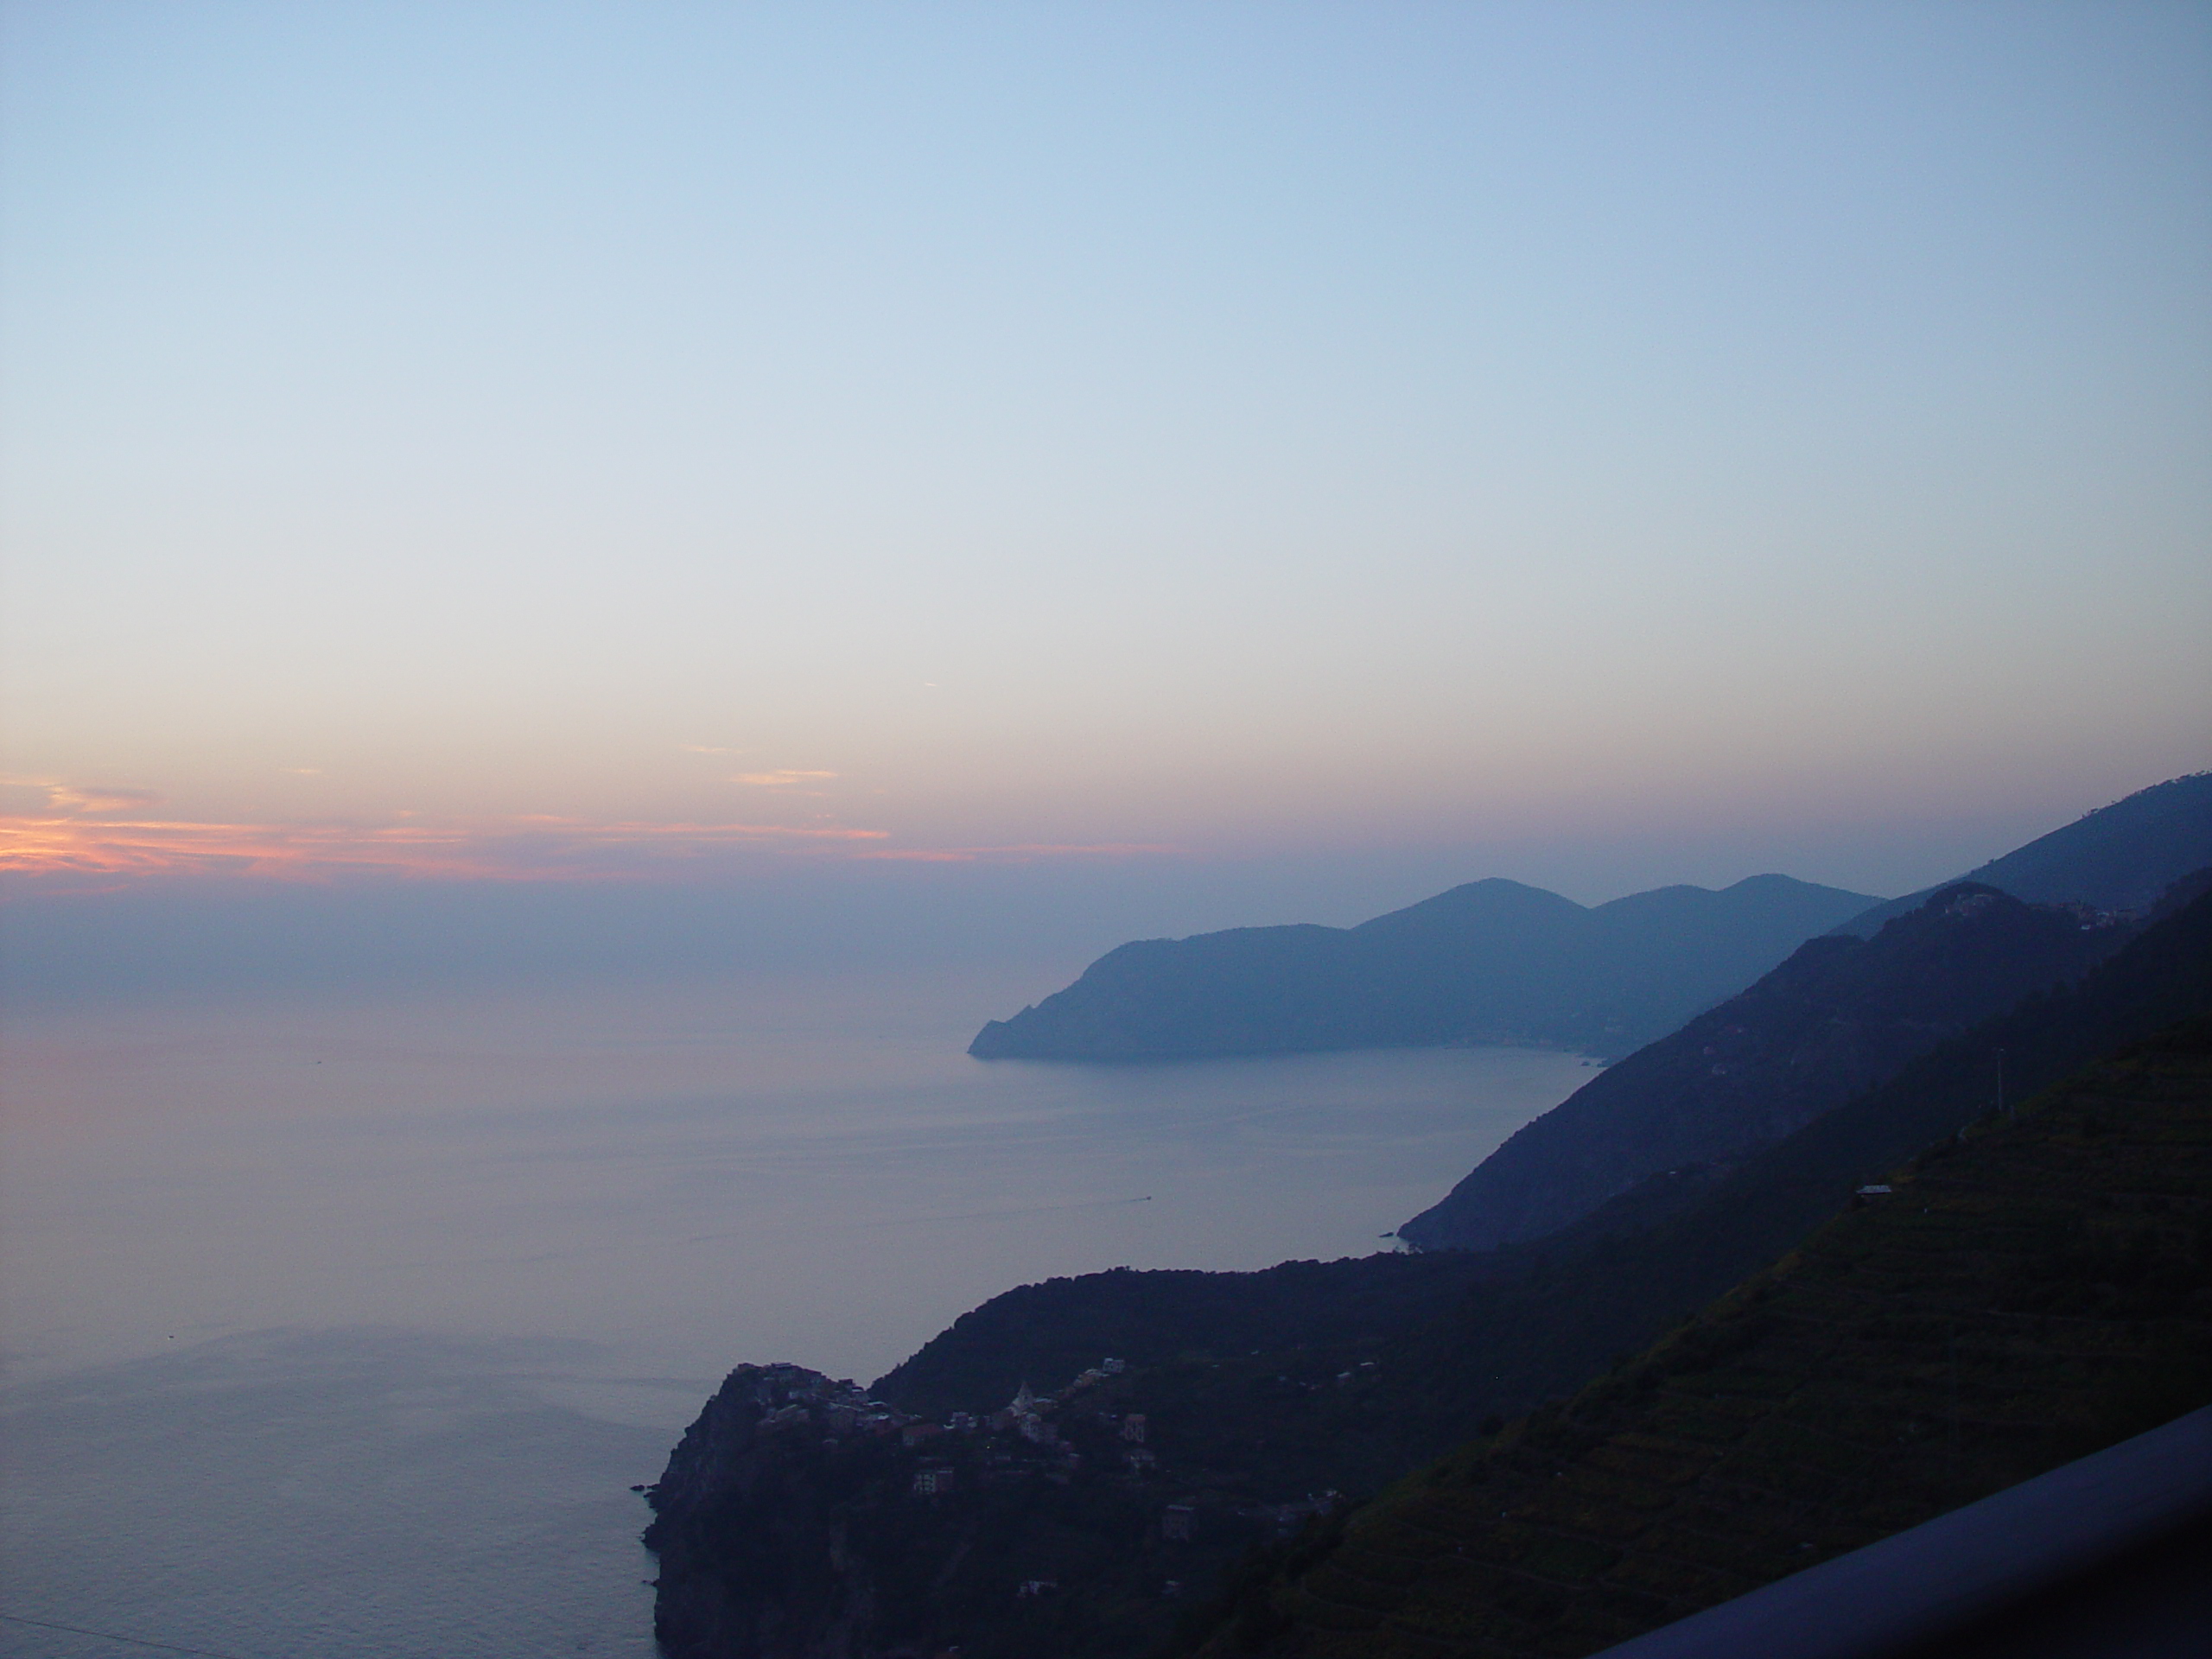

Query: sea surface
0,968,1594,1658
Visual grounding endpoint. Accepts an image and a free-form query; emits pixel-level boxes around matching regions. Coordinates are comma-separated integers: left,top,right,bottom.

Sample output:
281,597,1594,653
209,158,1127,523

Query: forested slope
1398,884,2133,1252
1179,1016,2212,1658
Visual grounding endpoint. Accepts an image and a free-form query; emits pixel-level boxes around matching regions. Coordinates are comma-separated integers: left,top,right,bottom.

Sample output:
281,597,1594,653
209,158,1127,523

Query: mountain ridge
1833,771,2212,937
970,874,1878,1065
642,882,2212,1659
1395,881,2135,1253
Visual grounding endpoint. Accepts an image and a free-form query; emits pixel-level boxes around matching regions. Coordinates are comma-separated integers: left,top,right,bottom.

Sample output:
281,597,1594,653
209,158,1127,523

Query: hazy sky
3,1,2208,910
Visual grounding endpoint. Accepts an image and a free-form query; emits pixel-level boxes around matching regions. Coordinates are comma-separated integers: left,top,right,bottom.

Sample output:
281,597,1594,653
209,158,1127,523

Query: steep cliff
646,1358,1322,1659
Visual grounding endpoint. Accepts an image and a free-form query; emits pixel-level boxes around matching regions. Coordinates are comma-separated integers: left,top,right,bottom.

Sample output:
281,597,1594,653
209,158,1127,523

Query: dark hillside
894,882,2211,1466
1381,878,2212,1439
874,1255,1496,1427
1399,884,2133,1253
1179,1016,2212,1659
644,889,2212,1659
1836,771,2212,937
969,876,1876,1063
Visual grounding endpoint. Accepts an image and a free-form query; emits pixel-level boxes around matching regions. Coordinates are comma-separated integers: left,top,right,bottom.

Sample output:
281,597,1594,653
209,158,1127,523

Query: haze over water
0,968,1592,1658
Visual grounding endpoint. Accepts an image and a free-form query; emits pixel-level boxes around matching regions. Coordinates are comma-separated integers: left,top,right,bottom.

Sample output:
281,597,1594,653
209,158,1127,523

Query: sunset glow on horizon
3,3,2207,914
0,808,885,884
0,774,1205,886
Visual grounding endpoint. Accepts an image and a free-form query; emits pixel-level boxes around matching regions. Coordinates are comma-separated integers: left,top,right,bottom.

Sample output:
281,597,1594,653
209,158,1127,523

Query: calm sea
0,968,1592,1658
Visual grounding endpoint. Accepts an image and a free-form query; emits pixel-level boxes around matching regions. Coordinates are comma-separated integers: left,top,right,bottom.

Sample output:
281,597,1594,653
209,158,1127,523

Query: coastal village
677,1357,1343,1580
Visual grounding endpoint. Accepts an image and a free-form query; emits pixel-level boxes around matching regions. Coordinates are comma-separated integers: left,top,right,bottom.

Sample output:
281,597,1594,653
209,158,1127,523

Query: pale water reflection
0,1332,664,1659
0,970,1592,1656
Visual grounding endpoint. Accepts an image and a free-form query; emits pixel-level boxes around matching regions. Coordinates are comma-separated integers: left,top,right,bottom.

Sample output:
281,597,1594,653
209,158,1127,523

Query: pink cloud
0,781,1179,884
0,810,889,883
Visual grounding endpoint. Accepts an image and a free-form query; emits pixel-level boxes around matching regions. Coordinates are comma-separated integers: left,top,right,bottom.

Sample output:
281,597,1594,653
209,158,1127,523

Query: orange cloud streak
0,812,889,882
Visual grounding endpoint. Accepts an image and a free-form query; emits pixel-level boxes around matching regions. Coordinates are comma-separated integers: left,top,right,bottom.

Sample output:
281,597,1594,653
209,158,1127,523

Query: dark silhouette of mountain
1834,770,2212,938
1549,1405,2212,1659
1398,773,2212,1255
643,884,2212,1659
883,880,2212,1445
1170,1014,2212,1659
969,875,1878,1063
1395,882,2133,1253
1376,870,2212,1439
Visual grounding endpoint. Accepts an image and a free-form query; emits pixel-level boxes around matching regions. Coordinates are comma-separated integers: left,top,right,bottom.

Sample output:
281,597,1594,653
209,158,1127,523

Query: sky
3,1,2209,977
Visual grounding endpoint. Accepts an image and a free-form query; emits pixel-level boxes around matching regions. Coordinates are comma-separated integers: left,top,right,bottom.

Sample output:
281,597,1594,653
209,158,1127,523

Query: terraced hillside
1184,1017,2212,1658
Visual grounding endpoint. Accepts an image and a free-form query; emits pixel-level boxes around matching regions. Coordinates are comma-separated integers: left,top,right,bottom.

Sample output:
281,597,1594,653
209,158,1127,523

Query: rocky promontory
644,1357,1337,1659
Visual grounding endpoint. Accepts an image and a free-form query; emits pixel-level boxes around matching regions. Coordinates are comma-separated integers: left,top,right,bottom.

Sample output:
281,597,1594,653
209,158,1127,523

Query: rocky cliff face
645,1357,1296,1659
645,1365,889,1659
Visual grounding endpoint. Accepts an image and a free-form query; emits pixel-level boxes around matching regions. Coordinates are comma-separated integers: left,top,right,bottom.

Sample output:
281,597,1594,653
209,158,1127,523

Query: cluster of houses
742,1356,1337,1557
747,1364,918,1443
904,1361,1148,1491
744,1357,1156,1493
